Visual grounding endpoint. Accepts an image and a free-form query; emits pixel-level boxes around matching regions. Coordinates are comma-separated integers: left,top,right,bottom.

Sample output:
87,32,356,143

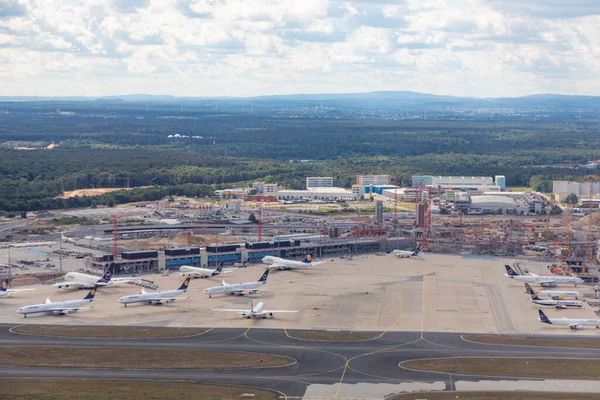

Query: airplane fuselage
17,298,93,316
262,256,313,269
118,288,187,305
530,298,583,308
179,266,218,278
506,274,584,287
204,281,265,297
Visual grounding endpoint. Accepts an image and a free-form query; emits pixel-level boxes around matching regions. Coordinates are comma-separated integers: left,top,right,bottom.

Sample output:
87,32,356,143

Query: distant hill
2,91,600,109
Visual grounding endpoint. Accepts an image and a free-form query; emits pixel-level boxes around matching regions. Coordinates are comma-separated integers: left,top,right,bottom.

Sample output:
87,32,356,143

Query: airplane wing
263,310,298,313
212,308,248,313
107,279,139,286
221,269,236,274
311,262,325,266
53,281,92,289
6,288,35,294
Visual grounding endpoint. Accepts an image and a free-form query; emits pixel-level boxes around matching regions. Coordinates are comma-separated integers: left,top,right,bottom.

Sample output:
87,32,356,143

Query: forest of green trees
0,102,598,212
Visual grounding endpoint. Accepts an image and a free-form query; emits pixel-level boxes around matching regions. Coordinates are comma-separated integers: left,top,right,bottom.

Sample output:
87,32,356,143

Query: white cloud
0,0,599,97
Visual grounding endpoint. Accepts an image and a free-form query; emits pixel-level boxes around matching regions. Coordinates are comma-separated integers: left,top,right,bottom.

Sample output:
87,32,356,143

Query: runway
2,325,600,399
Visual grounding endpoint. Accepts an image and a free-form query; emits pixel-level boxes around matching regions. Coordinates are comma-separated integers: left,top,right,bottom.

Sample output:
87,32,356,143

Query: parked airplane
524,283,583,300
0,279,35,297
212,300,298,319
53,263,136,289
530,291,584,309
17,285,98,317
204,269,270,298
504,265,584,287
179,262,233,278
392,248,420,258
60,232,75,244
118,278,190,306
538,309,600,330
262,253,323,271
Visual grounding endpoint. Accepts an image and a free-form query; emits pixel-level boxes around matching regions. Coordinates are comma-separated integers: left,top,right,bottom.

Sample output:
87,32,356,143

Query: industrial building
382,188,423,203
356,175,390,186
306,177,333,188
253,182,278,194
215,188,247,198
553,180,600,195
275,187,359,200
411,175,502,192
468,195,529,215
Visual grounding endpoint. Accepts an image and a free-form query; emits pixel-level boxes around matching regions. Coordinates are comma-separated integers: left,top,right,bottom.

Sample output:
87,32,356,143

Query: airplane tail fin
258,268,270,282
412,247,420,256
504,265,519,276
538,309,552,324
0,279,8,293
302,253,314,263
98,262,115,283
83,285,98,300
212,262,224,276
530,292,542,301
524,283,535,295
178,277,191,290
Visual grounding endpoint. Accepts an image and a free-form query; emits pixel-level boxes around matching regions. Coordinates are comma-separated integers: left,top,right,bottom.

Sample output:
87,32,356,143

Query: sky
1,0,600,98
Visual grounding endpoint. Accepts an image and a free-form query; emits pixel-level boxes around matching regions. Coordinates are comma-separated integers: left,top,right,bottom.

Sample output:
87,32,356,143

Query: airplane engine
541,282,557,288
556,305,567,309
52,310,65,315
269,312,273,317
247,290,257,295
67,309,78,314
165,299,175,303
571,325,584,330
149,300,162,305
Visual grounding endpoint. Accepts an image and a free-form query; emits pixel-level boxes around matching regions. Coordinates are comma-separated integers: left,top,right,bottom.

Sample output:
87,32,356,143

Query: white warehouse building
469,195,529,215
306,177,333,188
553,181,600,195
276,187,359,200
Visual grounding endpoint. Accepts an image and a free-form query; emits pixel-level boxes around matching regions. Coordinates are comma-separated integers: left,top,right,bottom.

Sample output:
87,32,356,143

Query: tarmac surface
2,325,600,399
2,253,599,336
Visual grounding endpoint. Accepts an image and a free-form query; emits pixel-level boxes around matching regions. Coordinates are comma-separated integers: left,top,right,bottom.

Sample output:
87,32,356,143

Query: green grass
0,347,294,369
2,379,278,400
402,357,600,380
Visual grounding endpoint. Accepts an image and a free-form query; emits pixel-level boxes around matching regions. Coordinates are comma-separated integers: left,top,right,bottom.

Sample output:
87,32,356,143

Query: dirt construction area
1,253,599,335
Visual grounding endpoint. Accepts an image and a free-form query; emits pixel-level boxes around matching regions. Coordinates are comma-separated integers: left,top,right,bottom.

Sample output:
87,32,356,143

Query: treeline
0,184,224,212
2,110,600,211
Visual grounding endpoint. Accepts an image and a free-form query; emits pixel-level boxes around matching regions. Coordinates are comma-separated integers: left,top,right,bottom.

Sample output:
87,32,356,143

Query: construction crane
393,177,399,223
110,211,142,259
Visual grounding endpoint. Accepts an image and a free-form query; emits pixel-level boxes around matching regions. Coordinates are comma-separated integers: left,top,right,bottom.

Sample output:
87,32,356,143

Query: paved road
2,325,600,398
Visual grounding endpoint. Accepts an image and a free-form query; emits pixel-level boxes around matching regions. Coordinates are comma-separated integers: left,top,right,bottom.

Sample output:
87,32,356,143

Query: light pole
7,243,11,283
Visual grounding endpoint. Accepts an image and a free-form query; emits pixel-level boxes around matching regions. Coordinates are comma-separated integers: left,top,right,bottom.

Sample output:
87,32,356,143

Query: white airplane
0,279,35,297
538,309,600,330
60,232,75,244
392,248,420,258
179,262,234,278
53,263,137,289
504,265,584,287
118,277,190,306
17,286,98,317
262,253,324,271
524,283,583,300
212,300,298,319
204,269,269,298
529,291,583,309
